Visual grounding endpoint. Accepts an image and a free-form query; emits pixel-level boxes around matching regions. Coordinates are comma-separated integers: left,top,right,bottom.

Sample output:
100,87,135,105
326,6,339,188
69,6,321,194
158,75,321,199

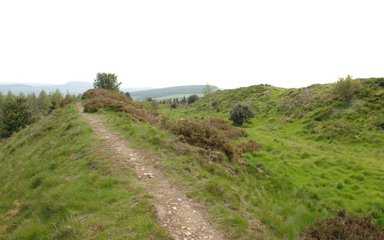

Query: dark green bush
187,94,199,104
170,102,177,109
229,103,255,125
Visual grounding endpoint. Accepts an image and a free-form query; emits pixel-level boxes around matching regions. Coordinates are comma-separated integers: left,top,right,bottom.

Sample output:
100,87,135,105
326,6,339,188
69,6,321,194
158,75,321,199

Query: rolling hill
153,77,384,238
1,77,383,239
0,83,217,100
0,82,93,95
130,85,219,100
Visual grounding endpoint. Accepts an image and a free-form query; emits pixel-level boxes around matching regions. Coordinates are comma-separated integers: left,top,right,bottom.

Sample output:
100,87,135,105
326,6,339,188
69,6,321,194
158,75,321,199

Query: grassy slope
0,105,170,240
167,80,384,235
108,79,384,239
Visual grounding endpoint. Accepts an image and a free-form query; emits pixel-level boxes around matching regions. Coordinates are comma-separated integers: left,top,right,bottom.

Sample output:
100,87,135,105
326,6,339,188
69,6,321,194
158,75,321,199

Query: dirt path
77,104,225,240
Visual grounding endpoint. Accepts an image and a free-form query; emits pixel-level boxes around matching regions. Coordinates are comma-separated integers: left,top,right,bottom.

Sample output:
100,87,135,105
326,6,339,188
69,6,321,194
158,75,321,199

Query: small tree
187,94,199,104
170,102,177,109
37,90,51,115
333,75,360,102
124,92,132,101
0,92,4,105
50,89,64,110
180,96,187,104
229,103,255,125
202,83,213,97
0,98,36,138
93,72,121,92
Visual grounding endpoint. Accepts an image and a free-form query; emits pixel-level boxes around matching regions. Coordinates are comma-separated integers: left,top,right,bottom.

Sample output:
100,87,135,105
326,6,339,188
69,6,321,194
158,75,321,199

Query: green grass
98,78,384,239
161,108,383,238
0,105,170,240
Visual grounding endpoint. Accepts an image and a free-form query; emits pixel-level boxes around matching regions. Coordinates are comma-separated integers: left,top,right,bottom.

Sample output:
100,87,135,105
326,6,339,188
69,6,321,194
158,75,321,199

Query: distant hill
130,85,219,100
0,82,153,95
0,82,93,95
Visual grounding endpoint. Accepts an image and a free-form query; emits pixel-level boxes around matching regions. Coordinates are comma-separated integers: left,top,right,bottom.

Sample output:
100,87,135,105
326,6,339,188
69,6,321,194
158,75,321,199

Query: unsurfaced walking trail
78,104,225,240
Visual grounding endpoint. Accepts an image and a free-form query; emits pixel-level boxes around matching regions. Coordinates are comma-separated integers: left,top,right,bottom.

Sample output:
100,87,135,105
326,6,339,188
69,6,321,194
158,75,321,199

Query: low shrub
205,118,246,139
82,88,129,102
301,210,384,240
187,94,199,104
60,96,75,108
84,97,125,113
82,89,157,124
237,140,261,155
333,76,361,102
168,119,236,160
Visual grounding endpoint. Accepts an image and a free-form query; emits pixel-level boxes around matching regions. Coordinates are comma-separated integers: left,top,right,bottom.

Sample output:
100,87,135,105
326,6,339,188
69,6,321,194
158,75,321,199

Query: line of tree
158,95,200,109
0,90,67,139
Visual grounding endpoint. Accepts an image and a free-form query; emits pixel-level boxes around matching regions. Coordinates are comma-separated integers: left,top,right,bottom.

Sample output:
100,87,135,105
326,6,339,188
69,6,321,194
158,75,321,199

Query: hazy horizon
1,1,383,89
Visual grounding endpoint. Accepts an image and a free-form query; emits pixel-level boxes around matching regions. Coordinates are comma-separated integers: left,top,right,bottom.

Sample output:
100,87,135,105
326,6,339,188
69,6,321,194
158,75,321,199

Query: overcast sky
0,0,383,89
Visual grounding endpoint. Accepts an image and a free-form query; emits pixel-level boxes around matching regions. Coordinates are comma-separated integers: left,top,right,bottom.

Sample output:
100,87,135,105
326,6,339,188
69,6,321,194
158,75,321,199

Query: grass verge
0,105,170,240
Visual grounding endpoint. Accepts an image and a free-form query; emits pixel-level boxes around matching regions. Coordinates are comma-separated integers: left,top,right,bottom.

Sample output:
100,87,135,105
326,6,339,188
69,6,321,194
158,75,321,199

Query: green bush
333,75,361,102
187,94,199,104
229,103,255,125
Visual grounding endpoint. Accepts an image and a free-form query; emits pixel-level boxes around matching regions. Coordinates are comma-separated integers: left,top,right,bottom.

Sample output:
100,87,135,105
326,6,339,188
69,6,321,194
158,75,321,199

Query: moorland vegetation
1,76,383,239
84,76,384,239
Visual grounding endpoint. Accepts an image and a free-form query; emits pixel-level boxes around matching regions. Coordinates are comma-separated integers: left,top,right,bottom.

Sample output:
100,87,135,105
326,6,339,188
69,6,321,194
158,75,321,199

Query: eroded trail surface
78,104,225,240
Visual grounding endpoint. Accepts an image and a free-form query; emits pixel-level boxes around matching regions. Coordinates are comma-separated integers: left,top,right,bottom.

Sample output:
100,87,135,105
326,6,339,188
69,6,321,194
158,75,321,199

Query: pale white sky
0,0,383,89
